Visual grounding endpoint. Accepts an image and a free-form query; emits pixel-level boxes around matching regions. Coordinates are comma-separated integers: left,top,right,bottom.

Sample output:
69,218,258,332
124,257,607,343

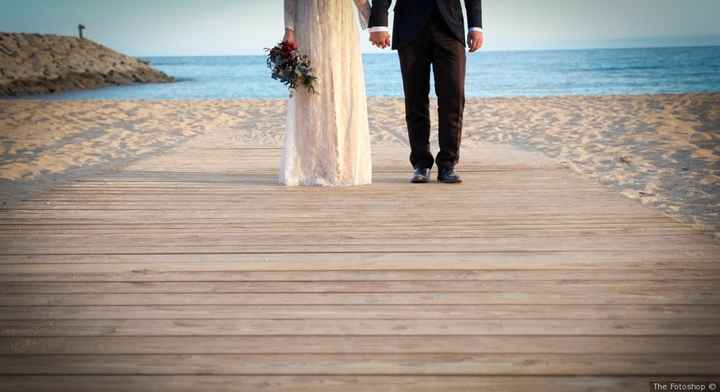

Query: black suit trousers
397,9,466,170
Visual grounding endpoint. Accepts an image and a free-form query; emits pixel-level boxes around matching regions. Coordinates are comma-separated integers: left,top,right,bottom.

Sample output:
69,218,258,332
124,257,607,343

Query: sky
1,0,720,56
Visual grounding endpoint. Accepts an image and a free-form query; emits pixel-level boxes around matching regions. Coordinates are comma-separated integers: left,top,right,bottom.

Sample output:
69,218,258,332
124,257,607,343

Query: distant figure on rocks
78,24,86,39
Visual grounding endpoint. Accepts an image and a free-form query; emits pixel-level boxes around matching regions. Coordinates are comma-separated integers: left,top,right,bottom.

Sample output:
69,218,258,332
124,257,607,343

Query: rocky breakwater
0,32,174,96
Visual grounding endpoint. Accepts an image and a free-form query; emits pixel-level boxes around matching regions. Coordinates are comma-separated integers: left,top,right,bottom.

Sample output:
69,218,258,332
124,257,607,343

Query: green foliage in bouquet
266,42,318,96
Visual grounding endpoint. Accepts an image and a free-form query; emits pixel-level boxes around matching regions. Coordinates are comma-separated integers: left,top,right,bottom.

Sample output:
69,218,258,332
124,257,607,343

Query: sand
0,93,718,237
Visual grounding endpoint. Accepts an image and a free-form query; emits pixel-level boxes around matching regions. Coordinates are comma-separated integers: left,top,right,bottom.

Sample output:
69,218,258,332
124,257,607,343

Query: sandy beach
1,93,718,237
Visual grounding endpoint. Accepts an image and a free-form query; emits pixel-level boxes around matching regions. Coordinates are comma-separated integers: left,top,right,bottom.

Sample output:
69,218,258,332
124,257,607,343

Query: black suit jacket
369,0,482,50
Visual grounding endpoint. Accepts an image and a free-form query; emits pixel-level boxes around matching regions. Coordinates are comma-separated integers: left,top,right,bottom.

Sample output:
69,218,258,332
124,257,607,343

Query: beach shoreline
1,93,718,239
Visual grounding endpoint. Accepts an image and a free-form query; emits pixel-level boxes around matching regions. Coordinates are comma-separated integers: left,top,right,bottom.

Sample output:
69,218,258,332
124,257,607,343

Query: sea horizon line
131,43,720,58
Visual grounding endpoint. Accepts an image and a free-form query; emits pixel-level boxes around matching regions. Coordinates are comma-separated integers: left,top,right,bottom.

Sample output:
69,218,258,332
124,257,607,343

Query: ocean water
15,46,720,100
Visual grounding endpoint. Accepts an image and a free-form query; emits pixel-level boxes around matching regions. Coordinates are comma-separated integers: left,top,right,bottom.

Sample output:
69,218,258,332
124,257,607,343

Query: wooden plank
1,195,677,210
1,249,716,266
2,319,719,336
1,210,672,222
2,304,718,320
17,192,638,200
2,288,717,305
0,280,719,303
2,280,719,294
0,209,681,222
1,235,717,254
1,375,713,392
2,336,718,354
1,353,718,375
3,268,720,282
12,190,663,199
17,174,614,187
0,222,694,235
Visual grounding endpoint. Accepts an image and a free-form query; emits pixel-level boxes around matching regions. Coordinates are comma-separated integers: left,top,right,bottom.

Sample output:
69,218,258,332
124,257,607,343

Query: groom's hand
468,31,484,53
370,31,391,49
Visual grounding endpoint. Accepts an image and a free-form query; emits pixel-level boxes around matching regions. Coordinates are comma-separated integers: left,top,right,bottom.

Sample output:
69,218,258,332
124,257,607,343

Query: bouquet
265,42,317,96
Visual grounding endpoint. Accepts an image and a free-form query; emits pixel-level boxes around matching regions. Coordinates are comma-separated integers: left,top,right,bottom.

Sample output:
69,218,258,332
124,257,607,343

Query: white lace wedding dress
280,0,373,186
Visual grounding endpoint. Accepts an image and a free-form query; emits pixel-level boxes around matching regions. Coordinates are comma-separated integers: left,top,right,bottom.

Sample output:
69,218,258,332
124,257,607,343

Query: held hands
283,29,298,50
370,31,482,51
468,31,484,53
370,31,391,49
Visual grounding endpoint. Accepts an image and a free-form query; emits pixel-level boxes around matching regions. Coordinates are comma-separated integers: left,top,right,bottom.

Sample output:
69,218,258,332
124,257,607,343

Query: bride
280,0,373,186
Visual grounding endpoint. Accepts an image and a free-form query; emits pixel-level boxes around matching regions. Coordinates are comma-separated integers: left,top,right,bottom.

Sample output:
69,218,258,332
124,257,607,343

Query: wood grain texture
2,304,719,320
2,376,715,392
2,353,720,375
3,318,720,336
1,144,718,391
3,336,719,354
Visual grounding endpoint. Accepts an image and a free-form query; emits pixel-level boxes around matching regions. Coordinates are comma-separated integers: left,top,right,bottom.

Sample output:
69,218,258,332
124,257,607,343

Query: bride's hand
283,29,298,49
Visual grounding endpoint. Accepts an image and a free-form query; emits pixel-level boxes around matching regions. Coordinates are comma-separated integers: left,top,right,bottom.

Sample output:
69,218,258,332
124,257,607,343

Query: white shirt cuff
368,26,389,33
469,27,483,32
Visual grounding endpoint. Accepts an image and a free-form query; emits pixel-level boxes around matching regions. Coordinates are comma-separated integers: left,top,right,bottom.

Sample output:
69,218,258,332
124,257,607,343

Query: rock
0,32,175,97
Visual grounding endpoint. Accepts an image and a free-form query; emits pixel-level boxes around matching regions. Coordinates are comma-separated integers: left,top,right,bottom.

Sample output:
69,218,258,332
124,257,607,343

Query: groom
368,0,483,184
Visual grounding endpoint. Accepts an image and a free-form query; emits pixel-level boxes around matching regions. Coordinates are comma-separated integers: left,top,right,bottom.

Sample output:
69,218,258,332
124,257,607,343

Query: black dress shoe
411,167,431,183
438,167,462,184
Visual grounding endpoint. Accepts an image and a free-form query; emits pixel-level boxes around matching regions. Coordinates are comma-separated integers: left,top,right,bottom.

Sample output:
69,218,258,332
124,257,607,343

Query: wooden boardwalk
1,129,719,391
